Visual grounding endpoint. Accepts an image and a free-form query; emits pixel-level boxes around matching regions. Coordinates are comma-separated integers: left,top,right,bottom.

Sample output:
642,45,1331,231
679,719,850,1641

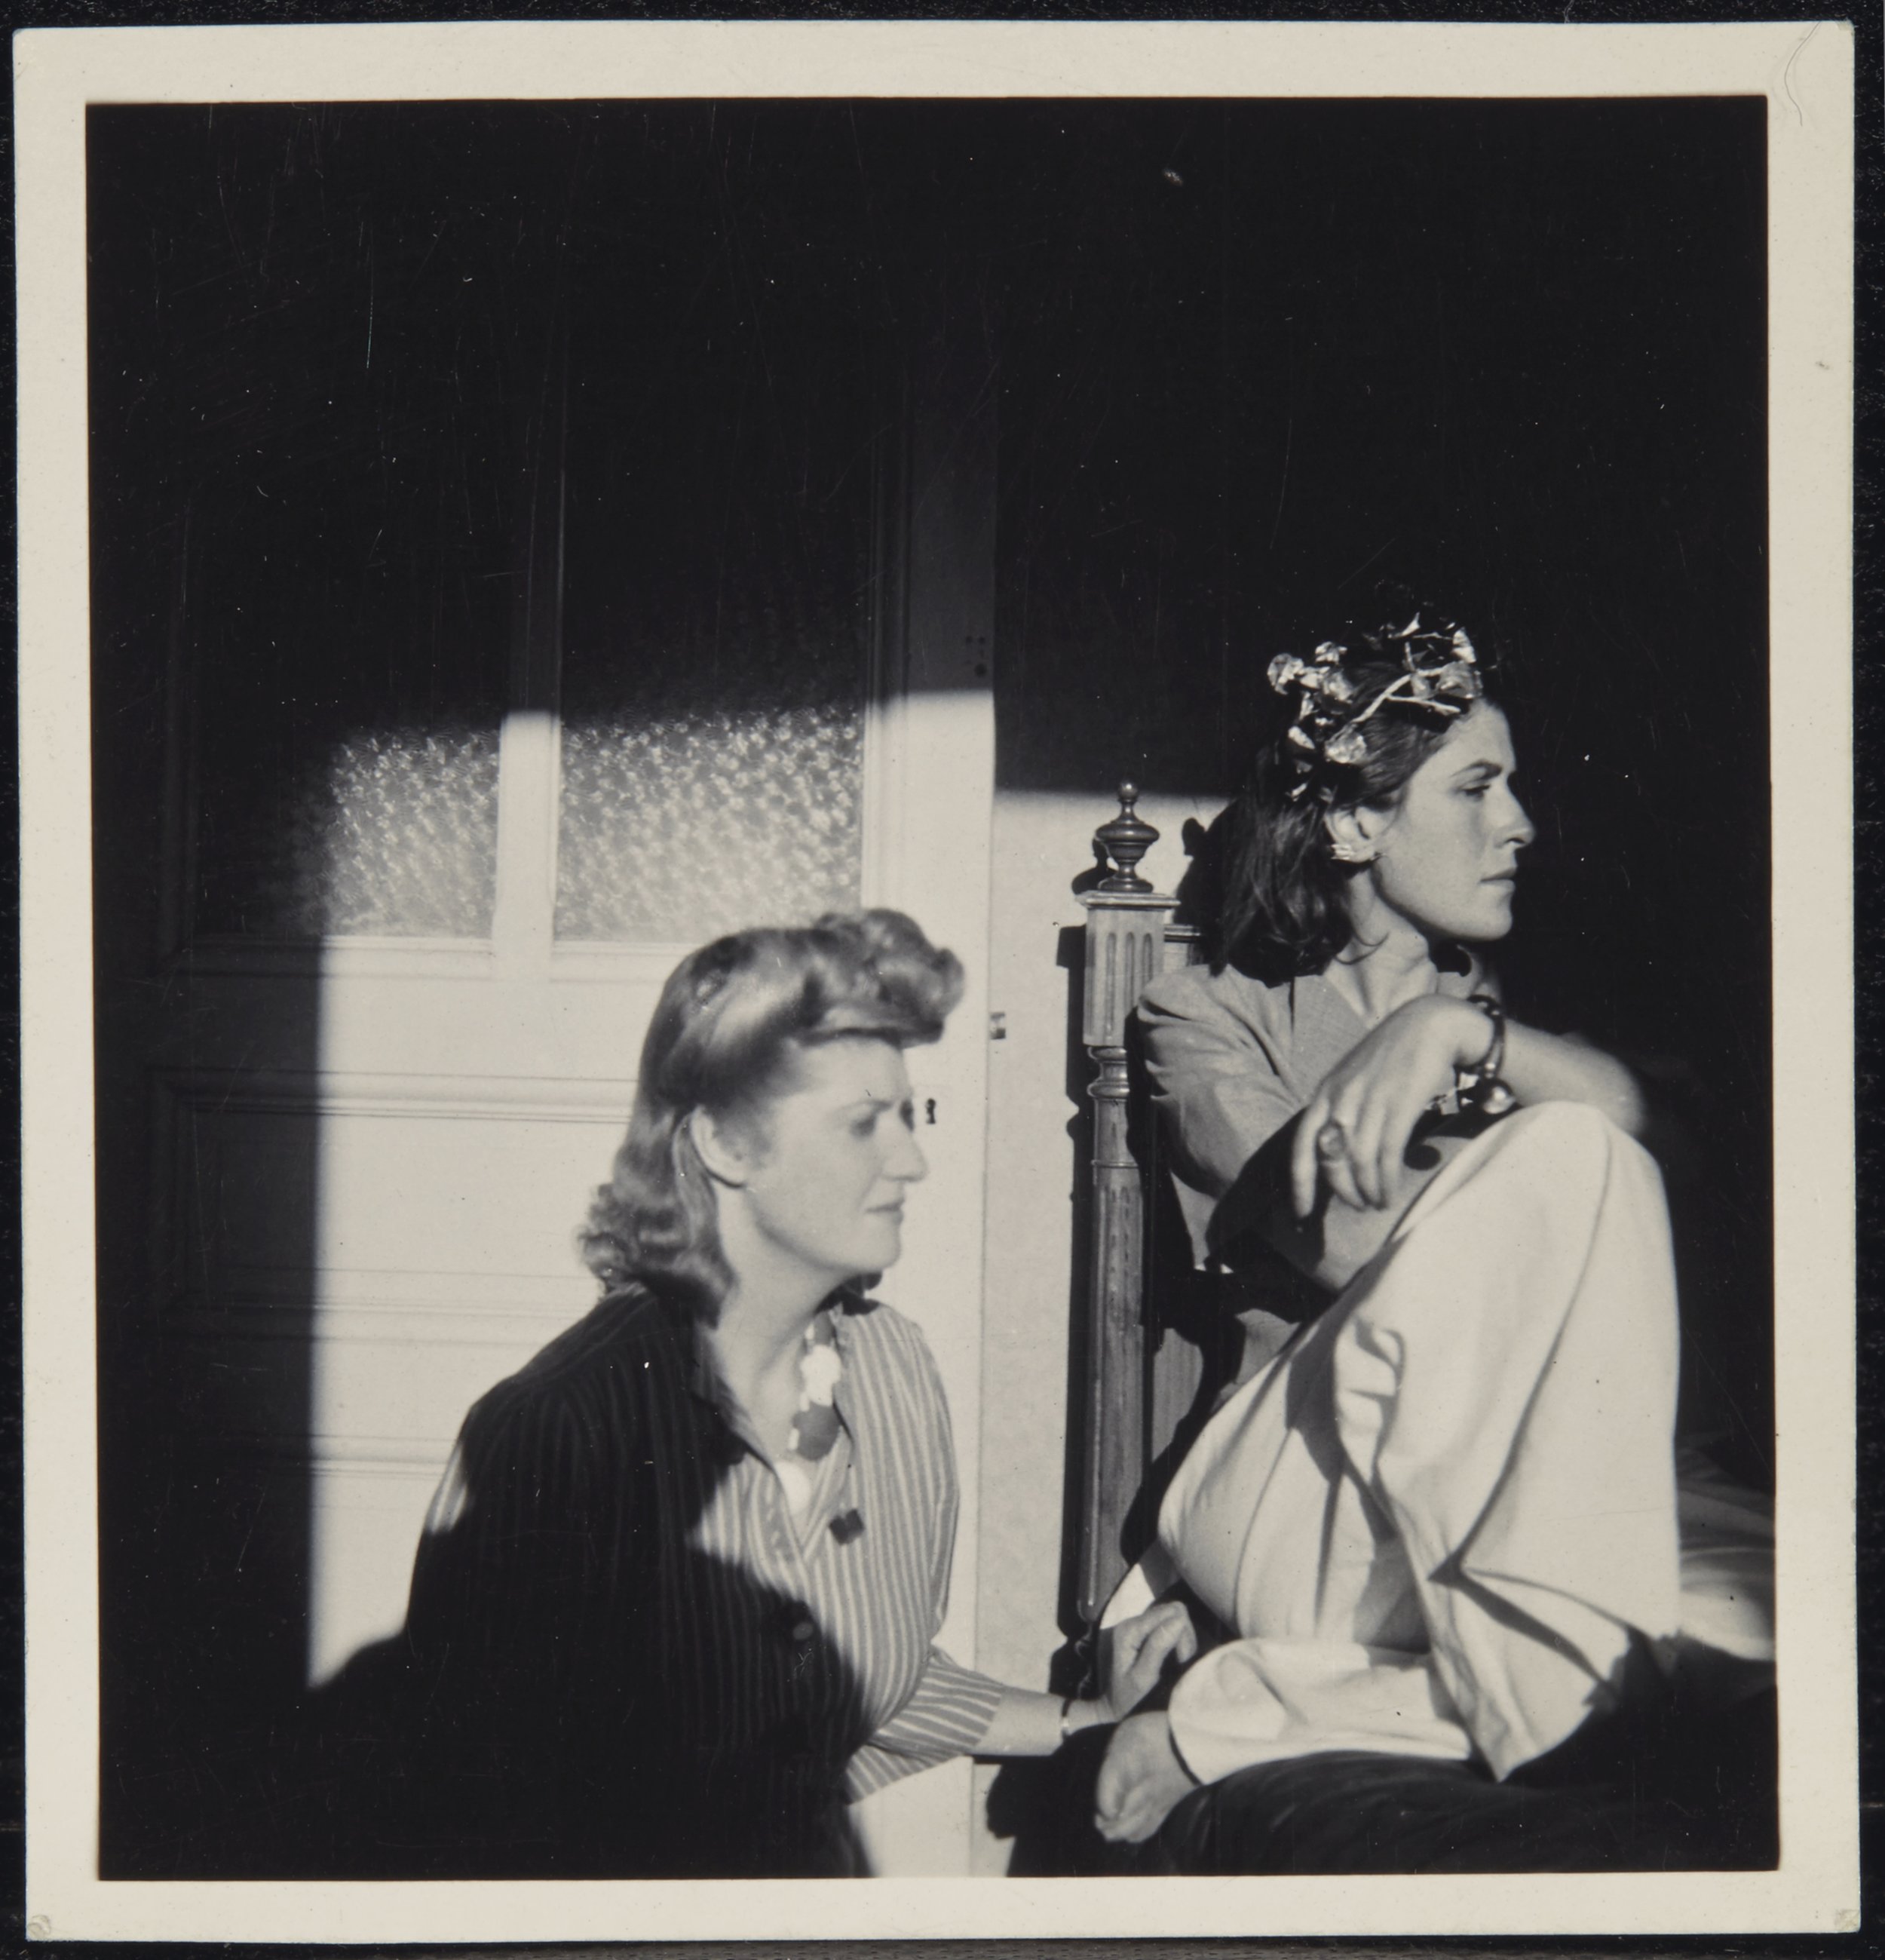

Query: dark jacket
311,1286,870,1877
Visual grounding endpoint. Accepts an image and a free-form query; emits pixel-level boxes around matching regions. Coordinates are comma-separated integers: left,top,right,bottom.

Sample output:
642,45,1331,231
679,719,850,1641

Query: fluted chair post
1074,784,1180,1629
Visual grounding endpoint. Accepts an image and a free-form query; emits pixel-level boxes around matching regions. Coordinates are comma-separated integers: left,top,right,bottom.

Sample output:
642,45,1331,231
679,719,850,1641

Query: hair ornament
1267,613,1482,800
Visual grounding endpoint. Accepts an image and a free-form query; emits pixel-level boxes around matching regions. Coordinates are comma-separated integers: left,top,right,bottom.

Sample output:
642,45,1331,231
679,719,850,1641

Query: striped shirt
399,1284,1001,1876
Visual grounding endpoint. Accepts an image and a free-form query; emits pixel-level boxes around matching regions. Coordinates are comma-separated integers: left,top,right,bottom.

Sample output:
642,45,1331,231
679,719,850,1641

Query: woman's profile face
1354,704,1535,944
732,1035,929,1290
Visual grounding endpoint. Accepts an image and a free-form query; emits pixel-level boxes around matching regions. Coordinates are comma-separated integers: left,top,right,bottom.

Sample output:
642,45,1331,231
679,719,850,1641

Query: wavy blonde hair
579,909,962,1317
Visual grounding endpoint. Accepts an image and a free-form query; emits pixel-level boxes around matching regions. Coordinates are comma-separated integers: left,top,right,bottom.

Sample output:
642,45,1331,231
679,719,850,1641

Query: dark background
87,97,1770,1872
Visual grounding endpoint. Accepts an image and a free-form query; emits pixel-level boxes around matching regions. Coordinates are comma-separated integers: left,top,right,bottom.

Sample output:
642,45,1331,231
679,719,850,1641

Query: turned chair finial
1094,781,1158,894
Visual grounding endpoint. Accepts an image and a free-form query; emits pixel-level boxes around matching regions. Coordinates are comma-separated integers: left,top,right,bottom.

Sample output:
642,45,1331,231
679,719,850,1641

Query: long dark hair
579,909,962,1316
1220,651,1488,980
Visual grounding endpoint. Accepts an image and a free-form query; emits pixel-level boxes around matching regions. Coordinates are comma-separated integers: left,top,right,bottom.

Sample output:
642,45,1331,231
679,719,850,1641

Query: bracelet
1467,992,1506,1078
1455,994,1517,1115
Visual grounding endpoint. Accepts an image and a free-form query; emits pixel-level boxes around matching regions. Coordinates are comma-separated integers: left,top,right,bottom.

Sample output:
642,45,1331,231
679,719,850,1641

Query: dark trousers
1001,1665,1777,1876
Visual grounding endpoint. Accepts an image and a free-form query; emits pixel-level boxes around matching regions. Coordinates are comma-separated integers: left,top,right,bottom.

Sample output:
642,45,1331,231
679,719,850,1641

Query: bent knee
1481,1099,1649,1177
1405,1102,1666,1236
1378,1101,1669,1280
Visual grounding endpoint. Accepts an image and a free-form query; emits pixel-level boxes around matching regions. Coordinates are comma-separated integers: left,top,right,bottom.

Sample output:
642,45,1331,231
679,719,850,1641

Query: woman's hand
1096,1600,1197,1722
1094,1710,1197,1844
1289,995,1488,1217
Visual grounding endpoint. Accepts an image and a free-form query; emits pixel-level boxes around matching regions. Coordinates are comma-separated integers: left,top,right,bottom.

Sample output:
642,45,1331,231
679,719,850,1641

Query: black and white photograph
18,18,1856,1942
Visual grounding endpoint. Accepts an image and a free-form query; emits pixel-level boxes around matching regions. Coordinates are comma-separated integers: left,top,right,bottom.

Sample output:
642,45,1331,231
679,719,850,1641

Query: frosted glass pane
557,701,862,941
549,115,877,945
555,484,869,940
249,726,501,939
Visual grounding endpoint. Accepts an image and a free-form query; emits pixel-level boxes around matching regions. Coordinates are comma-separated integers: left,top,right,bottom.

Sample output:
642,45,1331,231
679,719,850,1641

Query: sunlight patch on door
556,704,862,940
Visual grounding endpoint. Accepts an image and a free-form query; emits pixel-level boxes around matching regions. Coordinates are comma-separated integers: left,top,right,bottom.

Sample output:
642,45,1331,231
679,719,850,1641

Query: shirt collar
683,1315,727,1415
681,1293,859,1436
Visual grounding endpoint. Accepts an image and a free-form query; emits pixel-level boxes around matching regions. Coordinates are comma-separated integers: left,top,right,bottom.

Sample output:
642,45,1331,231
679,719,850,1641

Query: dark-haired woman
1091,618,1774,1862
394,909,1189,1877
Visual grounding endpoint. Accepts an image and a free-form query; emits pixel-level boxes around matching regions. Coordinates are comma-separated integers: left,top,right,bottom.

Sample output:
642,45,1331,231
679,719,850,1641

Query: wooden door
89,103,995,1876
100,376,994,1873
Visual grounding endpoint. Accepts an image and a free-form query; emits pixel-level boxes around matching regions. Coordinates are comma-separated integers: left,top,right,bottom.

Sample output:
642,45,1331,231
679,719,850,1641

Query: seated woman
387,909,1188,1877
1090,615,1775,1870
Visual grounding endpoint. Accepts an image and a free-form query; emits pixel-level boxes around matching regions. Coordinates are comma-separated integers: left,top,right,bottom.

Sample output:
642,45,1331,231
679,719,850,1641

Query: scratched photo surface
85,95,1773,1884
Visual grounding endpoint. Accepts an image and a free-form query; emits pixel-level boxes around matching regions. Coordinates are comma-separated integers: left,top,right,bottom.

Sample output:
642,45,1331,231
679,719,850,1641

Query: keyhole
924,1098,938,1126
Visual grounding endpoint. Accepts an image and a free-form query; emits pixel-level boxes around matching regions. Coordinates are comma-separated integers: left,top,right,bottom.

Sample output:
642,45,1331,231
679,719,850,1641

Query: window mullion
492,351,567,971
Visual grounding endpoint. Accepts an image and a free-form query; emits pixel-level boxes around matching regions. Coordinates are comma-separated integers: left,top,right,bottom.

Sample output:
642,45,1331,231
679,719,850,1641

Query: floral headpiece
1266,613,1482,802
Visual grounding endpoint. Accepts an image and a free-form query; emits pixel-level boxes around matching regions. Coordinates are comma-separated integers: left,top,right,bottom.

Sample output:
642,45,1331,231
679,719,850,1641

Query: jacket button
792,1618,817,1643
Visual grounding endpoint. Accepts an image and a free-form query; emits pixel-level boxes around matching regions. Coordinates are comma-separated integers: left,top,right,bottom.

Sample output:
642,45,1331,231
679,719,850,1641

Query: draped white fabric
1149,1103,1771,1787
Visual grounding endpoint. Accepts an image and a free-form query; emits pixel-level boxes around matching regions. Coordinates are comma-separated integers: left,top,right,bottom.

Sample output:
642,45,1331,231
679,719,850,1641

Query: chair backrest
1071,784,1207,1628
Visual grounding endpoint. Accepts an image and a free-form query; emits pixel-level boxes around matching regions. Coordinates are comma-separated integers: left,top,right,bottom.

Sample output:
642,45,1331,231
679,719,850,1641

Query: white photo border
18,17,1857,1941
